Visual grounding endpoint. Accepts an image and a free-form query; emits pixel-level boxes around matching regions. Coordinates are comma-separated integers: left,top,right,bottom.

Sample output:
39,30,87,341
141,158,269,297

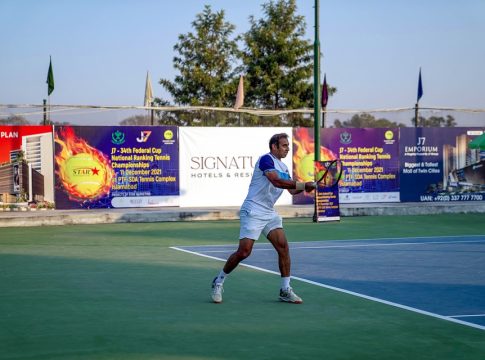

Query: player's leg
211,238,254,303
266,221,303,304
211,210,263,303
266,227,291,277
223,238,255,274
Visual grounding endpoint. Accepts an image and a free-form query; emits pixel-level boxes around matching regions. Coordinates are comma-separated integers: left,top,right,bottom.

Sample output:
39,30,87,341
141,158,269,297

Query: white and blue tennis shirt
240,153,291,217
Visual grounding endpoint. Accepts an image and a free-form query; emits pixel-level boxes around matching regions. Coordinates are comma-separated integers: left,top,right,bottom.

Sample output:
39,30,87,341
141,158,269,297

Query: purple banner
54,126,179,209
293,128,400,204
400,128,484,202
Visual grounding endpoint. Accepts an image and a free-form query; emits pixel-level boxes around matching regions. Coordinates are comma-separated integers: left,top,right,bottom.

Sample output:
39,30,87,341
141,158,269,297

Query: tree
241,0,313,110
42,119,70,126
334,113,407,128
0,115,30,125
160,5,240,108
120,115,151,126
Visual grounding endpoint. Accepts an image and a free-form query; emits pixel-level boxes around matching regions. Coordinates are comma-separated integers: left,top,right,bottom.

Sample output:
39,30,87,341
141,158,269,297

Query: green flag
47,56,54,95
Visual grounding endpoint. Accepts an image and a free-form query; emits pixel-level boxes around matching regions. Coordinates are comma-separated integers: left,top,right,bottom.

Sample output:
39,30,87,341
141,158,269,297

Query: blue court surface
172,235,485,331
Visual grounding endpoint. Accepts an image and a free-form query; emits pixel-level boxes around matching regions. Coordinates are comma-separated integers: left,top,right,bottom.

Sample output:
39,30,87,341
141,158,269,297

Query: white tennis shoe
279,287,303,304
211,278,223,303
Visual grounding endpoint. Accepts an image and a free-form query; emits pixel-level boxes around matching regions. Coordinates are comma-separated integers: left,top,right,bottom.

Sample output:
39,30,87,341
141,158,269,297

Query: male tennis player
211,133,316,304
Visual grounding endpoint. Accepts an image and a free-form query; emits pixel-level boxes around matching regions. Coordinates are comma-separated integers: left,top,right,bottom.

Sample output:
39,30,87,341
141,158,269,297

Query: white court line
170,245,485,332
290,239,485,250
179,234,485,250
448,314,485,318
198,238,485,253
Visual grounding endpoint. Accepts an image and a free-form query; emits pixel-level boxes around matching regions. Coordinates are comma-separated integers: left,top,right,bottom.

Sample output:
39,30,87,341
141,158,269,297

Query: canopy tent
468,132,485,150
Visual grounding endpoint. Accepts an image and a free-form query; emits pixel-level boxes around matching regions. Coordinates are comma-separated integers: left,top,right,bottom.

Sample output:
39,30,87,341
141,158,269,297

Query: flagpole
43,99,47,125
322,106,326,128
150,101,154,126
414,103,418,127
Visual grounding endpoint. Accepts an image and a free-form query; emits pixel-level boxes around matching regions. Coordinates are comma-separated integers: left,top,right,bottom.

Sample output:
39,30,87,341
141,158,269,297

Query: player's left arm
265,171,315,194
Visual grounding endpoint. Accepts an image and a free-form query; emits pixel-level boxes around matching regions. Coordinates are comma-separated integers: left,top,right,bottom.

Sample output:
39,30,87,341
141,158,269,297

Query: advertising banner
293,128,400,204
400,127,484,202
0,125,54,201
54,126,179,209
315,160,341,222
179,127,293,207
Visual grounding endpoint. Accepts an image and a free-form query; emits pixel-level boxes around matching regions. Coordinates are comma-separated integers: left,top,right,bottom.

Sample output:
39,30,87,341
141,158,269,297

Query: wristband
295,181,305,191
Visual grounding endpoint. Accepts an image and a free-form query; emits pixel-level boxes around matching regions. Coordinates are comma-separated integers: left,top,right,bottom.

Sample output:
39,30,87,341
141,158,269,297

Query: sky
1,0,485,126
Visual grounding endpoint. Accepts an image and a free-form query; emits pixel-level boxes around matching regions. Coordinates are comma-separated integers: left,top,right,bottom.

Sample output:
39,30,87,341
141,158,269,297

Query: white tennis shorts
239,209,283,240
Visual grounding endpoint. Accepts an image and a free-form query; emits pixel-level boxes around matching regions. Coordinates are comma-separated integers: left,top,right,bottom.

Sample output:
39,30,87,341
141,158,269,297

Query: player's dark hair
269,133,289,150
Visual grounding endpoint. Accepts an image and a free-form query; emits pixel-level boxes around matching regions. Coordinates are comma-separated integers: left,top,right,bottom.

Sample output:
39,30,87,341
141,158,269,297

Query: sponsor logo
384,130,395,144
339,132,352,144
111,130,125,145
164,130,173,140
136,130,152,143
0,131,18,139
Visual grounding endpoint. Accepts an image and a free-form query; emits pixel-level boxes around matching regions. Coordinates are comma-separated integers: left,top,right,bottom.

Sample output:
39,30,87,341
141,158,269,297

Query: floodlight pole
312,0,322,223
414,103,419,127
313,0,321,162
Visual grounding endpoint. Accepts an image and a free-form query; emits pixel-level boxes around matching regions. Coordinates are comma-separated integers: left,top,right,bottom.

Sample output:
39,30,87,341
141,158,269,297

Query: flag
321,73,328,108
417,68,423,102
234,75,244,110
46,56,54,96
144,71,153,107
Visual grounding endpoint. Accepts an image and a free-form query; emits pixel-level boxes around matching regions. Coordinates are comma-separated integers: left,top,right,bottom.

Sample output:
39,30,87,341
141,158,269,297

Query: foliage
42,119,71,125
150,0,338,127
120,115,152,126
334,113,407,128
159,5,240,108
241,0,313,110
414,115,457,127
0,115,30,125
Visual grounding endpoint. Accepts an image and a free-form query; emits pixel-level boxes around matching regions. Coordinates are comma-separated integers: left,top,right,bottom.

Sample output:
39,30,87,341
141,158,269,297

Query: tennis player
211,133,316,304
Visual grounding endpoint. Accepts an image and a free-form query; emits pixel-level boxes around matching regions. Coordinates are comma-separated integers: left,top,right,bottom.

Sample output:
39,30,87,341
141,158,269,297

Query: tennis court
174,235,485,330
1,214,485,359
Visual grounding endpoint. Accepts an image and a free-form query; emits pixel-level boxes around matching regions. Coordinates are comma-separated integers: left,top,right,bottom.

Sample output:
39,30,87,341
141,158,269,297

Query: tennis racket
315,159,343,188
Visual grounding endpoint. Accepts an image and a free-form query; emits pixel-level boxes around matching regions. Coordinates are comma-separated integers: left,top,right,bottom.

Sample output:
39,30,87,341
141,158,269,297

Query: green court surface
1,214,484,360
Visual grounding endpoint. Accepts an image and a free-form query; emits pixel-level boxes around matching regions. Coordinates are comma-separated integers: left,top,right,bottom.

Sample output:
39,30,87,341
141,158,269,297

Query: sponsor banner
293,128,400,204
400,127,485,202
315,161,340,222
54,126,179,209
179,127,293,207
0,125,54,201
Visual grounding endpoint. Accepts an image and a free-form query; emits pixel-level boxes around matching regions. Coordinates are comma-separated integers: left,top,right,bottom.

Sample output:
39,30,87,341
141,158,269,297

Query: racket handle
304,182,317,192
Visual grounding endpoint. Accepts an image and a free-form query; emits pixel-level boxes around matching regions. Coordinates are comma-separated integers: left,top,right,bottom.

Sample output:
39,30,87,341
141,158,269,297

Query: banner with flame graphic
54,126,179,209
292,128,400,204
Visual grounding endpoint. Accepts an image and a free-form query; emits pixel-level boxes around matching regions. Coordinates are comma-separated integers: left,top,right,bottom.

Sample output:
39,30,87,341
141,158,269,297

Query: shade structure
468,133,485,150
234,75,244,110
144,71,153,107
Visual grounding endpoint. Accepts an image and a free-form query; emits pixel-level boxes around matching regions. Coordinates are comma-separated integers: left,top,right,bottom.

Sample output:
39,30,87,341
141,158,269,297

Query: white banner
180,127,293,207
